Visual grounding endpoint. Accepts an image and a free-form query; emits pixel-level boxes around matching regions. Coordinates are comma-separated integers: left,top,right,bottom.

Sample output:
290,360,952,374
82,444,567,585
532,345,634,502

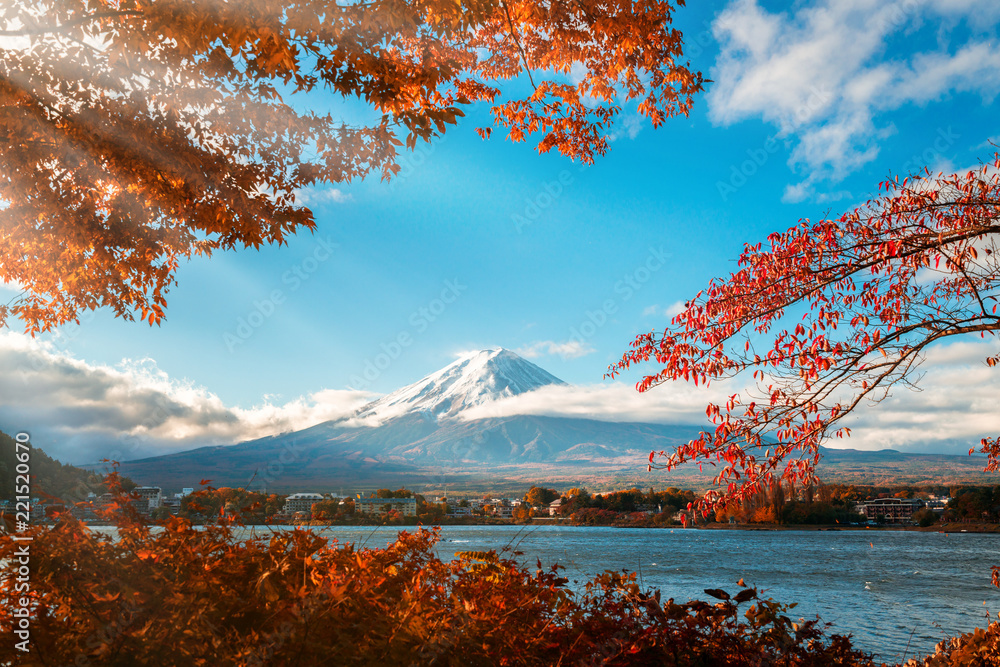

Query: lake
252,524,1000,663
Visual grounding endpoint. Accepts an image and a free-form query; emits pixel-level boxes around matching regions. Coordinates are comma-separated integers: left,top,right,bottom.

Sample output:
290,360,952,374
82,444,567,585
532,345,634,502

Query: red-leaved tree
610,155,1000,523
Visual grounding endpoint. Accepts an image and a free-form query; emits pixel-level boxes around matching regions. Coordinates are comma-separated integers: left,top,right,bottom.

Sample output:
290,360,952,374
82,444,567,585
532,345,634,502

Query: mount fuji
114,348,704,492
354,348,565,423
111,348,998,492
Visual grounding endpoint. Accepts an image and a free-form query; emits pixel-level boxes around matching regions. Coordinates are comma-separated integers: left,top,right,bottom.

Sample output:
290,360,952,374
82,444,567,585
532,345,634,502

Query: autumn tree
0,0,703,333
415,494,447,522
179,486,278,522
523,485,559,506
611,156,1000,520
309,499,342,520
511,504,531,522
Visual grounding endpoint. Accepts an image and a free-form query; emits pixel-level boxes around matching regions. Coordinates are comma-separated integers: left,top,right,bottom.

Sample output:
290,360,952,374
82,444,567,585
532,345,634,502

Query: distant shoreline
52,518,1000,534
699,521,1000,534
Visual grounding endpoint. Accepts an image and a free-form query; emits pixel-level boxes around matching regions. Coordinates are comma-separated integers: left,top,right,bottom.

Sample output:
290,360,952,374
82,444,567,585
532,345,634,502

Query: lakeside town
2,433,990,531
12,478,982,530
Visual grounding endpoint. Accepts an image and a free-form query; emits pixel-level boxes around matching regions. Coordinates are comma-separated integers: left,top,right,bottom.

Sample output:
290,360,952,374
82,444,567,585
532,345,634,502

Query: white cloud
813,189,853,204
978,135,1000,149
888,43,1000,106
457,381,719,424
568,61,589,86
515,340,596,360
642,301,686,318
292,187,352,206
608,113,645,142
710,0,1000,199
840,339,1000,454
0,279,25,297
0,332,377,465
664,301,686,318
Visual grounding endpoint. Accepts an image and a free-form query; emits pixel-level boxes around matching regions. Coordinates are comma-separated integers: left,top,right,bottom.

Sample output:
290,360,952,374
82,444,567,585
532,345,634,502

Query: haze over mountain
111,349,996,493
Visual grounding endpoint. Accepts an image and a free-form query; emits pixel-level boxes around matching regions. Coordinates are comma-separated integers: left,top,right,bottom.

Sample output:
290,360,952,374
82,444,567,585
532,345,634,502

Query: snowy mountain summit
355,348,564,423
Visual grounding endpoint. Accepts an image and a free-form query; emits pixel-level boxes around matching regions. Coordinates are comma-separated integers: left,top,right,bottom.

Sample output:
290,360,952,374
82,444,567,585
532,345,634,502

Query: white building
355,497,417,516
549,498,564,516
133,486,162,512
283,493,325,515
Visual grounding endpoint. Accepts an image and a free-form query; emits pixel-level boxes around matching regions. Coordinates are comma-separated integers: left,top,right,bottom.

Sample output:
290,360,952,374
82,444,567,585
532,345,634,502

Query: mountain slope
110,349,999,493
112,413,699,491
0,429,121,502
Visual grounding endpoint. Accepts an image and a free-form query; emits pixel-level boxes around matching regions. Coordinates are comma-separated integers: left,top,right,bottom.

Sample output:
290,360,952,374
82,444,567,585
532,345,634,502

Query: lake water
96,523,1000,662
264,524,1000,663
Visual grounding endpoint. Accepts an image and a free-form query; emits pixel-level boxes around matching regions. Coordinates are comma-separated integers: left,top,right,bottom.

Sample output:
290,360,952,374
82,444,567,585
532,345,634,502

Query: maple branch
938,244,993,318
2,0,703,333
619,158,1000,514
498,0,537,90
709,225,1000,328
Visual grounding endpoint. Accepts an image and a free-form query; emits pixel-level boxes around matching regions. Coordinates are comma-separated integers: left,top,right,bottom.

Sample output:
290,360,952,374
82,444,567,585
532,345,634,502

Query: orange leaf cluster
0,0,703,332
0,512,875,665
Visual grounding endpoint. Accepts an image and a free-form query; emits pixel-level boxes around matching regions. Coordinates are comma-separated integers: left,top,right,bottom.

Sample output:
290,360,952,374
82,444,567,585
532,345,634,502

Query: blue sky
3,0,1000,463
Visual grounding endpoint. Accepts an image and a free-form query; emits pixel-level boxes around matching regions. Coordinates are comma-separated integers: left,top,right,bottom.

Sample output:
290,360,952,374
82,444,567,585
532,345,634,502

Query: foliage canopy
0,0,703,332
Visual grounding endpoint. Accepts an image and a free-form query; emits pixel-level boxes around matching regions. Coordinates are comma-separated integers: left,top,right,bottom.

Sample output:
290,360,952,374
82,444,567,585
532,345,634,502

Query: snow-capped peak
354,348,564,422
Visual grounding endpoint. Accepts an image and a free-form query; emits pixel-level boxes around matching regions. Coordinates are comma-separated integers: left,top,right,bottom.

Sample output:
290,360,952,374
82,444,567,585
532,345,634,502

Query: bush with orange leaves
0,473,878,666
902,623,1000,667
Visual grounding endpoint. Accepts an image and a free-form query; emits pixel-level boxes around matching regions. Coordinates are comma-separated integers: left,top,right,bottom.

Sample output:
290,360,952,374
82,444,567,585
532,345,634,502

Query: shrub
903,622,1000,667
0,472,954,666
1,513,877,665
913,509,939,528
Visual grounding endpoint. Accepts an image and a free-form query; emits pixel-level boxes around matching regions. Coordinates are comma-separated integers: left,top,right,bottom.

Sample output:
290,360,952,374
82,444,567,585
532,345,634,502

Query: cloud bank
710,0,1000,200
3,330,996,467
458,381,719,425
465,340,1000,457
0,333,376,465
840,340,1000,454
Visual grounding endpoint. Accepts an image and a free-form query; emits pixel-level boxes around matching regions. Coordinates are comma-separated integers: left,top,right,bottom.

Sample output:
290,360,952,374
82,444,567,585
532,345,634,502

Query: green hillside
0,430,131,503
